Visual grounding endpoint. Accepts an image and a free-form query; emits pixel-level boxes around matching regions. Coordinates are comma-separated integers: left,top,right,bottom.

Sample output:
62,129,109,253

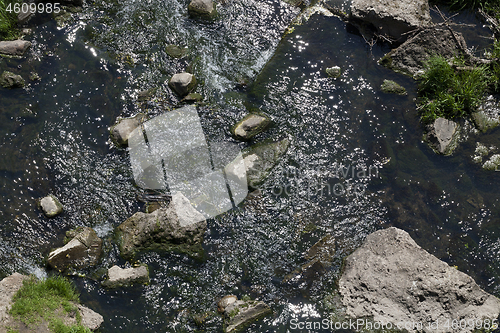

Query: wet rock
483,154,500,171
350,0,431,41
181,92,204,103
0,40,31,56
380,27,468,77
102,265,149,288
283,234,336,284
110,113,145,147
169,72,197,96
116,192,207,259
325,66,341,78
231,113,271,141
425,117,459,155
166,45,189,58
223,298,272,333
472,96,500,132
0,71,25,89
225,137,290,190
76,304,104,330
338,227,500,333
218,295,237,313
188,0,216,18
380,79,407,95
38,194,63,218
18,10,34,24
47,227,102,272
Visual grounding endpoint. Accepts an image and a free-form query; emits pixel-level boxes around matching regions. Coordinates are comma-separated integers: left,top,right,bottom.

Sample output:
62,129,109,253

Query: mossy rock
381,79,407,95
0,71,24,88
165,45,189,59
326,66,341,78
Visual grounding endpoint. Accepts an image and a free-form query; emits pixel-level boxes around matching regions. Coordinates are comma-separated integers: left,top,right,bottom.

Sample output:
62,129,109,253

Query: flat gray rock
351,0,431,41
231,113,271,141
339,227,500,333
102,265,149,288
0,40,31,56
76,304,104,331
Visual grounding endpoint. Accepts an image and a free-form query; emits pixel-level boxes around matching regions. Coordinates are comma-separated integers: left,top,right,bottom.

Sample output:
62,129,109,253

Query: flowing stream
1,0,500,331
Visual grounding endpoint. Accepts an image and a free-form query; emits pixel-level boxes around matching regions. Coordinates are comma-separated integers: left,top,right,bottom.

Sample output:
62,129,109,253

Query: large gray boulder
339,227,500,333
425,117,460,155
351,0,431,41
188,0,216,18
0,71,25,89
110,113,145,147
38,194,63,218
168,72,197,96
0,40,31,56
221,297,272,333
102,265,149,288
47,227,102,272
116,192,207,259
224,137,289,190
380,27,468,77
231,113,271,141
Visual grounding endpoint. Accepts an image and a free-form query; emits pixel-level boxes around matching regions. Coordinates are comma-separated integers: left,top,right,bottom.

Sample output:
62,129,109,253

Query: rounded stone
188,0,216,18
168,72,197,97
39,195,63,218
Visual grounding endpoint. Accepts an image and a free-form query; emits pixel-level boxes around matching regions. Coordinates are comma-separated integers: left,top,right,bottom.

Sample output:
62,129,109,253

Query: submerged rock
181,92,204,103
425,117,459,155
110,113,145,147
102,265,149,288
0,71,25,88
169,72,197,96
0,40,31,56
380,27,468,77
339,227,500,333
231,113,271,141
166,45,189,58
116,192,207,259
0,273,103,332
483,154,500,171
325,66,341,78
47,227,102,272
380,79,407,95
222,297,272,333
472,96,500,132
188,0,216,18
38,194,63,218
350,0,431,41
225,137,290,190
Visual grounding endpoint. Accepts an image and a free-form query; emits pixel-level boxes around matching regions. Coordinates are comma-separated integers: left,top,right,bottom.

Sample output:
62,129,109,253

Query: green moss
9,276,91,333
417,56,491,124
0,0,21,40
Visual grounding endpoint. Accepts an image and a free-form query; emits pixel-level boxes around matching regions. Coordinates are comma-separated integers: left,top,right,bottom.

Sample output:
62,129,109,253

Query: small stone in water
325,66,341,78
39,194,63,218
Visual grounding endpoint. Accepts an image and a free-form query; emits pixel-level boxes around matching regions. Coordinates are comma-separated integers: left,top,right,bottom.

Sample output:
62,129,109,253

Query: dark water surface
1,0,500,332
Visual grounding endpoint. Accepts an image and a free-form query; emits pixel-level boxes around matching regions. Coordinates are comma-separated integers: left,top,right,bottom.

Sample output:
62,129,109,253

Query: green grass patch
9,276,92,333
0,0,21,40
417,55,492,123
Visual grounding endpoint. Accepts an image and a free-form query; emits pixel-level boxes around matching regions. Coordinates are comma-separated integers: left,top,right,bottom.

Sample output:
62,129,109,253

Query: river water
1,0,500,332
